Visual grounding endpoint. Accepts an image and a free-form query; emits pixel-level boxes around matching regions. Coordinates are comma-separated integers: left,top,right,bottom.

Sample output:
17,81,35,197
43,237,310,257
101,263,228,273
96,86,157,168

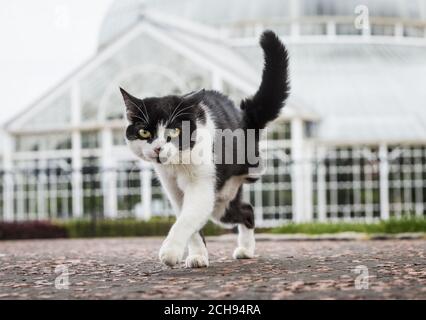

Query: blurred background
1,0,426,238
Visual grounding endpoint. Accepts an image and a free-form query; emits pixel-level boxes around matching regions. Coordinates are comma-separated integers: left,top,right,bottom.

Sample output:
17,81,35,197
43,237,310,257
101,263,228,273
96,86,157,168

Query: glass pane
16,133,72,152
116,160,141,217
112,128,126,146
371,24,395,36
82,157,103,217
336,23,362,35
81,131,100,149
304,121,317,138
300,23,327,35
266,121,291,140
404,26,425,37
22,92,71,129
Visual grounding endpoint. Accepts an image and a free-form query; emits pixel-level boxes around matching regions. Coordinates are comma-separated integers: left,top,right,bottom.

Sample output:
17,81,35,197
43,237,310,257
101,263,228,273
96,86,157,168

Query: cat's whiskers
172,104,194,117
168,112,192,126
168,104,194,124
141,99,150,122
127,112,148,124
168,100,185,125
171,112,193,120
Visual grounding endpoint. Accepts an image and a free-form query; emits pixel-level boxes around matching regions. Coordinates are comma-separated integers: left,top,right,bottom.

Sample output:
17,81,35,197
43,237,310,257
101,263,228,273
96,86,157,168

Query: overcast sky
0,0,113,125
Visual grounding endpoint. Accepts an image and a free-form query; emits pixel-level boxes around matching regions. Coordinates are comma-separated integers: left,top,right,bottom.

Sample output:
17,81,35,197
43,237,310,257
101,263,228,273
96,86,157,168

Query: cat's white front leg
185,232,209,268
159,178,214,267
154,165,183,215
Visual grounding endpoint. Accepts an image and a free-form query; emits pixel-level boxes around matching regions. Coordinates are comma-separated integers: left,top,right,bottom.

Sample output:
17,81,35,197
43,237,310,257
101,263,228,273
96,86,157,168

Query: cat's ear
120,87,138,110
120,87,141,121
183,88,205,106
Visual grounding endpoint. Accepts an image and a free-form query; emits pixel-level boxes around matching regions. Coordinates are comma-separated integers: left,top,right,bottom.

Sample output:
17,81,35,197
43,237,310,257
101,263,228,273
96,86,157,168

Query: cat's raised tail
240,30,290,129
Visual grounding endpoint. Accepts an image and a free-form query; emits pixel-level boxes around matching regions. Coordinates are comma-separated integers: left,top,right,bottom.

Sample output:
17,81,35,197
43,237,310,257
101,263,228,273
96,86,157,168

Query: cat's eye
167,128,181,138
138,129,151,139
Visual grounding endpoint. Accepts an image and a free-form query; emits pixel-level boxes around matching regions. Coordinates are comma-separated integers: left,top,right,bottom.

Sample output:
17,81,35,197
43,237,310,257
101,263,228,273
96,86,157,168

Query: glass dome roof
99,0,426,48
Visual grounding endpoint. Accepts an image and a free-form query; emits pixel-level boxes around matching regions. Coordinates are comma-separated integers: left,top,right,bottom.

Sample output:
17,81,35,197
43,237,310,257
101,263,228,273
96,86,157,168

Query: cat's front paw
233,247,254,259
159,243,184,267
185,254,209,268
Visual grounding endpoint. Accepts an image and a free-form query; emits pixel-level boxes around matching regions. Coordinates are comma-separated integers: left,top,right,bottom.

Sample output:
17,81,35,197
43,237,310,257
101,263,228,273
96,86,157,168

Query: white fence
1,144,425,227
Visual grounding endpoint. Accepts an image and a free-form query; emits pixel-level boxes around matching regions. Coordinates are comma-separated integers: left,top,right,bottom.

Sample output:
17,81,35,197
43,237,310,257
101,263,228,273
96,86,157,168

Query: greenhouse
1,0,426,226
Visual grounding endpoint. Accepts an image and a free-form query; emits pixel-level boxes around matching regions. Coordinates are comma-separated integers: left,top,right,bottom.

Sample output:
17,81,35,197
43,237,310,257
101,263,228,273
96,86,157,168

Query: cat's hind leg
233,223,255,259
232,202,255,259
185,231,209,268
220,196,256,259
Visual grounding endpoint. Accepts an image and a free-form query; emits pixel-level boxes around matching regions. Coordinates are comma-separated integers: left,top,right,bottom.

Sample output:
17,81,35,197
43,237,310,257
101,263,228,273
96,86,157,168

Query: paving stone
0,237,425,299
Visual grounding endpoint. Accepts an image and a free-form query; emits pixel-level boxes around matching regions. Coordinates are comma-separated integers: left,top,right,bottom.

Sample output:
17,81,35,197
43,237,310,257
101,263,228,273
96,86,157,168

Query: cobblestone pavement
0,237,425,299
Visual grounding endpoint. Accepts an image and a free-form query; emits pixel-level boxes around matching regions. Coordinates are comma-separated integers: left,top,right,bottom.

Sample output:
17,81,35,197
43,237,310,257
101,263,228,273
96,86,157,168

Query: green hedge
0,221,67,240
3,217,424,240
269,217,426,235
55,217,225,238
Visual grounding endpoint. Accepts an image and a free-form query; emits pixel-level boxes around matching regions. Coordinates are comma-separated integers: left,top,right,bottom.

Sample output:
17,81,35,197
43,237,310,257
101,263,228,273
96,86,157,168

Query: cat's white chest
163,164,215,192
176,171,192,191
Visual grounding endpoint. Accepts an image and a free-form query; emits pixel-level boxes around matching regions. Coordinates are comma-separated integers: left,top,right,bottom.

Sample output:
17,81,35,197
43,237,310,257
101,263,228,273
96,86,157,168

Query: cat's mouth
149,154,169,164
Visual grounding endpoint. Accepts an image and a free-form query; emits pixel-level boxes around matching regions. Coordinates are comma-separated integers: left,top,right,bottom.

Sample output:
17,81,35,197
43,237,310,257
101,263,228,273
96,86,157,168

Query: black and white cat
120,30,289,268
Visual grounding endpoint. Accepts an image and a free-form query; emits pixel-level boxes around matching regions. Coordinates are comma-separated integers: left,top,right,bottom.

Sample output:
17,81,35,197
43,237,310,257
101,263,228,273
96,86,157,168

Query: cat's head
120,87,206,164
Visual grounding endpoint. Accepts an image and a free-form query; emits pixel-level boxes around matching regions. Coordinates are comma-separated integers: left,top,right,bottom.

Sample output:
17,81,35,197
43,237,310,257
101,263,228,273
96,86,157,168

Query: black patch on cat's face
120,88,206,151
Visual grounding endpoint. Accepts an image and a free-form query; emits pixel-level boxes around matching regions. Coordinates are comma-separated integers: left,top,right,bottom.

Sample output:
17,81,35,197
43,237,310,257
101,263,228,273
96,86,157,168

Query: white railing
1,144,425,227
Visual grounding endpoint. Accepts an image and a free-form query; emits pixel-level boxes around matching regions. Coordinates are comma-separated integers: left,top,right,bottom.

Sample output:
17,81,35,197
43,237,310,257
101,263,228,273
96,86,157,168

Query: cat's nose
154,147,162,155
